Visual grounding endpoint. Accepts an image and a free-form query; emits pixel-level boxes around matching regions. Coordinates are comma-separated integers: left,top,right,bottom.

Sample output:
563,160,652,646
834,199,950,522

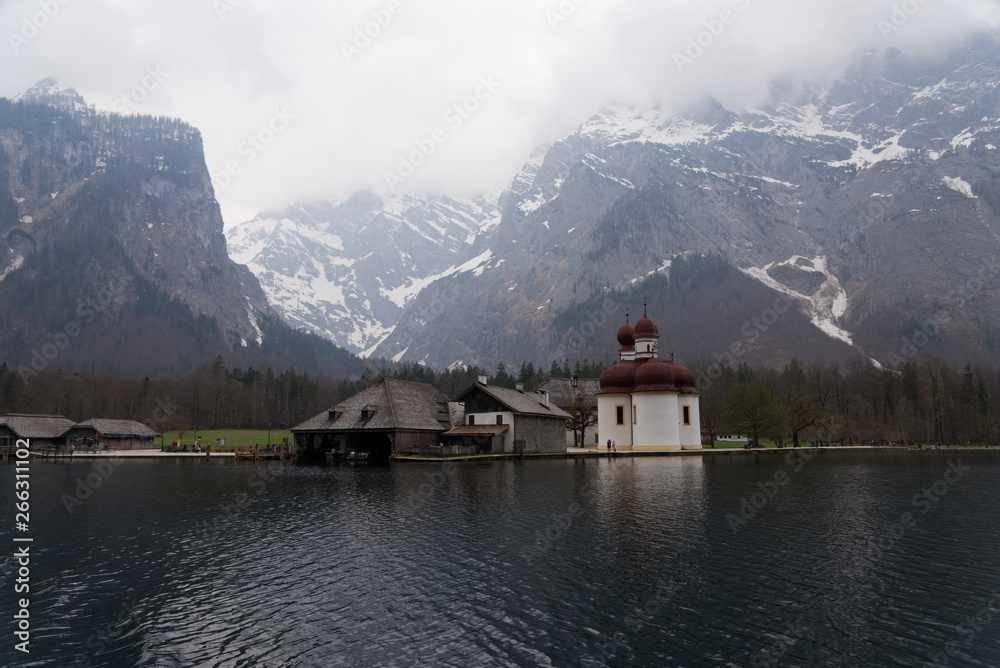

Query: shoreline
22,450,235,460
14,444,994,464
391,444,995,462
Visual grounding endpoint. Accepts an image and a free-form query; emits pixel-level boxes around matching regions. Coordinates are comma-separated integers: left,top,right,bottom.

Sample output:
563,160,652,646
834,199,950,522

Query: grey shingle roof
74,419,157,438
292,378,453,433
458,383,572,420
0,414,76,439
534,378,600,410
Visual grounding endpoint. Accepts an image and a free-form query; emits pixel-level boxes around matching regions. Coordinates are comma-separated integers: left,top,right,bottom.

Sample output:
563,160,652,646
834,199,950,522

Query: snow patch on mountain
517,192,547,214
579,106,717,147
828,133,912,170
942,176,977,198
381,250,493,308
629,259,672,285
744,255,855,346
0,255,24,284
245,298,264,346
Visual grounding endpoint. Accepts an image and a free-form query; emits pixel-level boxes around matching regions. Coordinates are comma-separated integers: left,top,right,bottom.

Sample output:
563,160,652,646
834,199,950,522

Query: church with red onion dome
597,308,702,451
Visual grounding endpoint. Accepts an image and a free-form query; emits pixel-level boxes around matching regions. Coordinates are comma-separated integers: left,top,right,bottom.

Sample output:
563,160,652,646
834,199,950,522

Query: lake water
3,450,1000,667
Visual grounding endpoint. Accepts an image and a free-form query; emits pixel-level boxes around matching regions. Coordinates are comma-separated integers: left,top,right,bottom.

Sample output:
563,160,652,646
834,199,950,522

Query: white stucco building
597,310,702,451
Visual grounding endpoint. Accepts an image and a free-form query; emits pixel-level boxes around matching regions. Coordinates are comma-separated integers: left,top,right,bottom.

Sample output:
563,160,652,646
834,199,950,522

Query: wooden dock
234,443,293,462
2,446,113,460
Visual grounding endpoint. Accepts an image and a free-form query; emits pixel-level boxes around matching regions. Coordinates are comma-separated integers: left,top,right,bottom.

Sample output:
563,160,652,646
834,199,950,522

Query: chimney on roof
538,389,550,408
478,375,488,385
516,383,524,393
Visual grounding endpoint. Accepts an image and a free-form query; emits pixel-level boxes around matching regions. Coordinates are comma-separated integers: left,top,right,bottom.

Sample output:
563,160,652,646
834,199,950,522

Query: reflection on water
2,450,1000,666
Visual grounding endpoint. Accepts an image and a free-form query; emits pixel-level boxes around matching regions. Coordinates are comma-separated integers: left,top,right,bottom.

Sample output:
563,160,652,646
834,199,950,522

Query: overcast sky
1,0,998,226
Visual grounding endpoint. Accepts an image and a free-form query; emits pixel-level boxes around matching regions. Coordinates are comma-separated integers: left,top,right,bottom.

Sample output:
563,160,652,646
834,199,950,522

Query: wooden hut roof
455,383,572,420
0,414,76,439
292,378,453,433
74,419,158,438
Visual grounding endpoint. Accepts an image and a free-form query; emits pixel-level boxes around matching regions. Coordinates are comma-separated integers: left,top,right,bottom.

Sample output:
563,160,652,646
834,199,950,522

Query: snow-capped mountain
14,77,89,113
225,192,500,355
368,35,1000,369
234,34,1000,371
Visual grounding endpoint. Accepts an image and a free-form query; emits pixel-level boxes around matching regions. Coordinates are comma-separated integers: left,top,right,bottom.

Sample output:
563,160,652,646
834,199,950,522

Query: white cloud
0,0,994,226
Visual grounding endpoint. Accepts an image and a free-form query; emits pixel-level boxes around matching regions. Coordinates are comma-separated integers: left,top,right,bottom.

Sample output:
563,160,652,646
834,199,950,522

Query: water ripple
3,452,1000,666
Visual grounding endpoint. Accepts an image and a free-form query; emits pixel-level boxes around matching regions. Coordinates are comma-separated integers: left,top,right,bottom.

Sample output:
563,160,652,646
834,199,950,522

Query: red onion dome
634,314,659,339
599,360,640,394
617,322,635,348
632,358,677,392
666,361,698,393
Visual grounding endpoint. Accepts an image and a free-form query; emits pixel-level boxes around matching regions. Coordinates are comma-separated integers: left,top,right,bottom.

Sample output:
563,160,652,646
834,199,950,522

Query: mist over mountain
230,36,1000,372
7,33,1000,380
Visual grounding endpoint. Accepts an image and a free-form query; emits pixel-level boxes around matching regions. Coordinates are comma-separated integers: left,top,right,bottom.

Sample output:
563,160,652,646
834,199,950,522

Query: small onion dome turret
599,360,640,394
632,358,677,393
666,361,698,393
617,321,636,348
634,313,659,339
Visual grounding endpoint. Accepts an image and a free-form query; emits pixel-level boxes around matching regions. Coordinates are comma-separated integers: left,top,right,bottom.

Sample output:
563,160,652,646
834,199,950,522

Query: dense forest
0,356,605,432
694,356,1000,447
0,352,997,446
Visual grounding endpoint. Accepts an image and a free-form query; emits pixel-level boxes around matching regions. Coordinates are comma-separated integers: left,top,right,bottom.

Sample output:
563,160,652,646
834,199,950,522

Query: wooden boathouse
64,419,158,451
0,414,76,453
292,378,453,461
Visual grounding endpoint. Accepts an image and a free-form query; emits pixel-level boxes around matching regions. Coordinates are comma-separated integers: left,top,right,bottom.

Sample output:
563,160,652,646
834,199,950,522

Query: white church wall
679,396,702,449
632,392,680,450
597,394,633,449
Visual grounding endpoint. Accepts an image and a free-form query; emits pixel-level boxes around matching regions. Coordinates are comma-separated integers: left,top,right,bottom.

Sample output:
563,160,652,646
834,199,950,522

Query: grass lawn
706,440,874,449
706,440,798,449
157,429,293,450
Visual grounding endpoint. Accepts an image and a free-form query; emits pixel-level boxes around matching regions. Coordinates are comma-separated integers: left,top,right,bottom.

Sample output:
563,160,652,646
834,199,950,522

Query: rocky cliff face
230,36,1000,371
0,82,361,378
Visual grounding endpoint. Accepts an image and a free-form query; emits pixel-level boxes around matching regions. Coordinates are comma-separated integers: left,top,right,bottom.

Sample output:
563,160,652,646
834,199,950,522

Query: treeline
388,359,607,397
3,351,997,445
695,357,1000,446
0,359,346,432
0,356,608,431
